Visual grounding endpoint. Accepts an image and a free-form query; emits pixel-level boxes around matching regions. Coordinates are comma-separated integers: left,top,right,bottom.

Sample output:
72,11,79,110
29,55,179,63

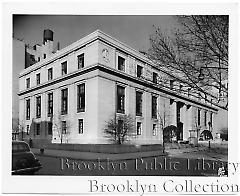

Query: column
170,99,177,126
143,92,151,143
182,104,189,141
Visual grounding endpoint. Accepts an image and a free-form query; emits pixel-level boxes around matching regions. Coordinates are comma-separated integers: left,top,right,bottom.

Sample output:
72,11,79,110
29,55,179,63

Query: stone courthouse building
18,29,218,144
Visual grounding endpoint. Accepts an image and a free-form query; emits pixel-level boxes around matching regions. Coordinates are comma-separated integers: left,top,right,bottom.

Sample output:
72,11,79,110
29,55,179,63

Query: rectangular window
204,111,207,126
153,72,158,84
43,54,46,59
36,96,41,118
61,88,68,114
170,80,174,90
48,68,53,80
48,92,53,116
117,86,125,113
177,103,181,124
30,54,35,61
26,99,30,120
152,96,157,118
26,78,30,89
26,125,29,135
210,113,213,127
78,53,84,69
137,65,143,78
38,57,40,62
118,120,123,135
61,61,67,75
36,123,40,135
62,121,67,134
118,56,125,71
48,122,52,135
78,119,83,134
152,124,157,136
77,83,85,112
198,109,201,126
137,122,142,135
36,73,40,85
136,91,143,116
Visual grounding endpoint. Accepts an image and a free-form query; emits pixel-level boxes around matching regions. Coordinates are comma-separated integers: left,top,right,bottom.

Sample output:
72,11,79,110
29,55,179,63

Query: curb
34,151,168,162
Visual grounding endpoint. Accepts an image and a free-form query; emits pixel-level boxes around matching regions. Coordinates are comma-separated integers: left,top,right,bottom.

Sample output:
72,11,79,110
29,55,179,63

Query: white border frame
1,1,239,195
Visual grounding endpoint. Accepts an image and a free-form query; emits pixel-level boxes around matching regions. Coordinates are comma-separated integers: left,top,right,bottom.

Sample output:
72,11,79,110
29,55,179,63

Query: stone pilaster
170,100,177,126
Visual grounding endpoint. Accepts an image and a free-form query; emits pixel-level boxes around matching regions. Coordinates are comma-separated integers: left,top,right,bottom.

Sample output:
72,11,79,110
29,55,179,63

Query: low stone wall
31,140,163,154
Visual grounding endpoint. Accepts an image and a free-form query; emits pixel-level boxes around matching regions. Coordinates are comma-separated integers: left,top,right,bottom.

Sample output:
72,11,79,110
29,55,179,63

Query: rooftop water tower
43,29,54,43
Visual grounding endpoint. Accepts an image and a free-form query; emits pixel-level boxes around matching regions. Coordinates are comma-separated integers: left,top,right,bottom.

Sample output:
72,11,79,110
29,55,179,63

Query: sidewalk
32,148,166,161
32,145,227,162
166,146,228,162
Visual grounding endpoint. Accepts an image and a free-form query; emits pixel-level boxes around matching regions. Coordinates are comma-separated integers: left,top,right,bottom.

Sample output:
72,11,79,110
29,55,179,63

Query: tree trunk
118,136,121,144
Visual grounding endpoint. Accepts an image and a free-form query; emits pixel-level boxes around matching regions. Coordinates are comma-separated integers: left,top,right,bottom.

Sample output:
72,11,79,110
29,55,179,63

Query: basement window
78,119,83,134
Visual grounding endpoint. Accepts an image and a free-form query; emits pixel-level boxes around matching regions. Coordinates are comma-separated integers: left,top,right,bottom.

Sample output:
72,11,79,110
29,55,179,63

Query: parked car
12,141,42,175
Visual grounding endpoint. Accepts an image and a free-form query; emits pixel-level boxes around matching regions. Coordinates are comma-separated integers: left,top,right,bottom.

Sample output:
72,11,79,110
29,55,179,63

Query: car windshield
12,143,30,152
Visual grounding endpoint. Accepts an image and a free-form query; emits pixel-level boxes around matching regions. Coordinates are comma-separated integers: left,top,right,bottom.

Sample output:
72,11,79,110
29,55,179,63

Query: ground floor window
152,96,157,118
26,125,29,135
137,122,142,135
36,96,41,118
118,119,123,134
48,122,52,135
62,121,67,134
152,124,157,136
198,109,201,126
117,85,125,113
36,123,40,135
210,113,213,127
204,111,207,126
78,119,83,134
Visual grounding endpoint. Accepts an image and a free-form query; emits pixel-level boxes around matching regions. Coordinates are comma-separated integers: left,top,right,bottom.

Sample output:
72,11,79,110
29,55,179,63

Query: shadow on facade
22,119,165,153
24,119,52,147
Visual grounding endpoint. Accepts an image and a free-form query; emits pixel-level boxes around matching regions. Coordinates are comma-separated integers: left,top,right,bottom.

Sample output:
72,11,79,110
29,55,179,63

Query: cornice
19,63,218,112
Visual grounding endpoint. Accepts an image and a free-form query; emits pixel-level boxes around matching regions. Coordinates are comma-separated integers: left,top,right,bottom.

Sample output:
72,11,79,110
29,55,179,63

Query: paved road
35,155,226,176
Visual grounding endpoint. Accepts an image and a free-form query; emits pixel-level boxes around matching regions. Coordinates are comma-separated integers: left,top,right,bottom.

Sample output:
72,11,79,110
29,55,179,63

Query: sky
12,15,177,119
13,15,176,51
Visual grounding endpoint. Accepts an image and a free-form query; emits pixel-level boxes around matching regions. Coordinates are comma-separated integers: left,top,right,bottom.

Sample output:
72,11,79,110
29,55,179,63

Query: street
34,154,226,176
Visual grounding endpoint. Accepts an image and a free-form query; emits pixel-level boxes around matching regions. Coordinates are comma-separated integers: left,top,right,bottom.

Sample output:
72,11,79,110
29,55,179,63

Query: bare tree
104,114,135,144
51,113,72,144
158,99,171,132
192,113,200,141
147,15,228,110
